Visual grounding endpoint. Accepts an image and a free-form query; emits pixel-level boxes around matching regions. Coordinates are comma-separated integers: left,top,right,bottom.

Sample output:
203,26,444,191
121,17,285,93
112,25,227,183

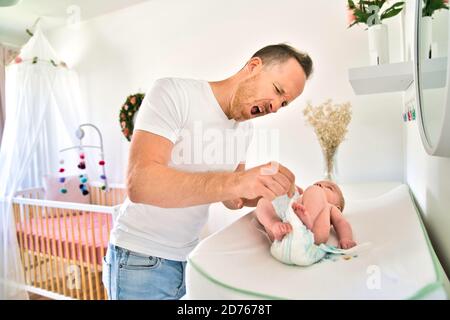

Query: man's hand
222,198,244,210
235,161,295,201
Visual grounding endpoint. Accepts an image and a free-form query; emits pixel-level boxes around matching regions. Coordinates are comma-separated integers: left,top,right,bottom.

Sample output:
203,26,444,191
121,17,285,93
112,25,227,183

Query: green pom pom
60,188,67,194
101,185,106,190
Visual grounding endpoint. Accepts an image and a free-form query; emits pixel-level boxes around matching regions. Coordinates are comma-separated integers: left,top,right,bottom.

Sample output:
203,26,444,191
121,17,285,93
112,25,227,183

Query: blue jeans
102,243,186,300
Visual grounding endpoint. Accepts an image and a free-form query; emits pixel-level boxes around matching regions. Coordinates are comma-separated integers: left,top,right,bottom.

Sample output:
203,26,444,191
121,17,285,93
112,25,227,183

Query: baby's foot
292,202,313,230
269,222,292,241
339,239,357,249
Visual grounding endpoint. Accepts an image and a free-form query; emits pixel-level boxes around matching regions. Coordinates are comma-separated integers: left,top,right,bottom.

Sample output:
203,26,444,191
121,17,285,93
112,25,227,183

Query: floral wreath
119,93,145,141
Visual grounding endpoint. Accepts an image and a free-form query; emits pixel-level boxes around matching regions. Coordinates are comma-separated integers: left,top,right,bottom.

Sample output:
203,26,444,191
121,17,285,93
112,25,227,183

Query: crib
11,181,126,300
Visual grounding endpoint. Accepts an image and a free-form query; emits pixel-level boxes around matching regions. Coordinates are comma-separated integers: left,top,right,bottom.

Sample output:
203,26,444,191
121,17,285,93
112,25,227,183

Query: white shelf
348,57,447,95
348,61,413,95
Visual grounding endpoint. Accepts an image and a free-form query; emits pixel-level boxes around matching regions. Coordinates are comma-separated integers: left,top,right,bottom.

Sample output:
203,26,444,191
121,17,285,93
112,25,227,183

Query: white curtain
0,26,85,299
0,45,19,145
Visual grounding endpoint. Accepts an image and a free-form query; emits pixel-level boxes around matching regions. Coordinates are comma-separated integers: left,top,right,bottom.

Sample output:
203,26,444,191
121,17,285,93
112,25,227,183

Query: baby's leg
255,198,292,241
297,185,327,224
292,199,314,230
312,206,332,244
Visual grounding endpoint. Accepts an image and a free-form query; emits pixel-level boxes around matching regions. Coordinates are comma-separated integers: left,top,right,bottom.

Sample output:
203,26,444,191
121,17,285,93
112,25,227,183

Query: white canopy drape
0,26,85,299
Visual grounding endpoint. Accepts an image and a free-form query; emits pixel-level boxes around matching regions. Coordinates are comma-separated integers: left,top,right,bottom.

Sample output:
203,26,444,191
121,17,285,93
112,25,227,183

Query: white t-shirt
110,78,253,261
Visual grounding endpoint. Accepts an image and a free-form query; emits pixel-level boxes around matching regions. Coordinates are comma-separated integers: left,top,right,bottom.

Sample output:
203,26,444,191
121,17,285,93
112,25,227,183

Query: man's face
230,57,307,121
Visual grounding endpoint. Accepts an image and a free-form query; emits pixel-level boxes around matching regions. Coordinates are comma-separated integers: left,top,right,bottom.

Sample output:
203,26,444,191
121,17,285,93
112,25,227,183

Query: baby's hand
339,239,357,249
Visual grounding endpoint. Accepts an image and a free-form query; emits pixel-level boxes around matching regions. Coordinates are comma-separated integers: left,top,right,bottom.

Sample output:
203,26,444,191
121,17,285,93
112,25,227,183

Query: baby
255,180,356,249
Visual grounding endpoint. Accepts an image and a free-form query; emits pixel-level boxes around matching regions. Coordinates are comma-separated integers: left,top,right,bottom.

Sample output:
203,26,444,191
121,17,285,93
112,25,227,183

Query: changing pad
186,184,449,299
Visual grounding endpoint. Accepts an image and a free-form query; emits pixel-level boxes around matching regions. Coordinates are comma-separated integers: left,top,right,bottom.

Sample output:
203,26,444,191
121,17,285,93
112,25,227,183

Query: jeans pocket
123,251,161,270
102,256,112,299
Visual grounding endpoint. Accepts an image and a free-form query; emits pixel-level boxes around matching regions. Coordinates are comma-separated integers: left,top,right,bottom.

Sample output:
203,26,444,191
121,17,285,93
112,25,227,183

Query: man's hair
251,43,313,79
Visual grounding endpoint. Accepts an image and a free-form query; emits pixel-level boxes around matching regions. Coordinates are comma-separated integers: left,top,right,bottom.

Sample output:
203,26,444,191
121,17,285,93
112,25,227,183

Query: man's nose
269,101,282,113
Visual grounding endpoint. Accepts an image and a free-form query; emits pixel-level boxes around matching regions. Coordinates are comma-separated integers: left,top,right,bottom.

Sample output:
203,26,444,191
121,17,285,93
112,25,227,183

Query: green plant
347,0,405,28
119,93,145,141
422,0,448,17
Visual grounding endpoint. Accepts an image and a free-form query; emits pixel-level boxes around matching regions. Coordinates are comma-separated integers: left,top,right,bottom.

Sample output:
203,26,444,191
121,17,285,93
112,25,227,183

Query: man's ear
246,57,263,73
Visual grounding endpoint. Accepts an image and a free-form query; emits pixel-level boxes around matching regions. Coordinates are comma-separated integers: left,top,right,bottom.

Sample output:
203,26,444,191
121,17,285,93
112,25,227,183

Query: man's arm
330,206,356,249
127,130,296,208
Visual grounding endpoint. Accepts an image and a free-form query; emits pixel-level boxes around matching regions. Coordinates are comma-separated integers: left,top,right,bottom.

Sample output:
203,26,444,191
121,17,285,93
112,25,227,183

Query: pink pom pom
99,160,105,166
59,168,65,173
79,153,85,159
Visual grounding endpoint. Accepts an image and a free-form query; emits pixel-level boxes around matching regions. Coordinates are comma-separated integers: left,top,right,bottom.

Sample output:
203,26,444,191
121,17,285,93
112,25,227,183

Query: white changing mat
186,184,449,299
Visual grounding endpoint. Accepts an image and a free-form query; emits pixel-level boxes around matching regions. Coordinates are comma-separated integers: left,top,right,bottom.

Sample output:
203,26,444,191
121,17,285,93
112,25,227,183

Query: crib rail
12,183,127,300
14,187,45,200
89,183,127,206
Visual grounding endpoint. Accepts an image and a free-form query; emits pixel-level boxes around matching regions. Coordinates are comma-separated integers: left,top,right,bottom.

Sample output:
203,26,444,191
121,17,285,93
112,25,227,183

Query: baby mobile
58,123,109,195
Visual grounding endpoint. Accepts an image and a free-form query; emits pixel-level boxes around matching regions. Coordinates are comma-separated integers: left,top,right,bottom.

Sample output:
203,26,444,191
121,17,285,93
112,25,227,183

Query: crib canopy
0,24,85,299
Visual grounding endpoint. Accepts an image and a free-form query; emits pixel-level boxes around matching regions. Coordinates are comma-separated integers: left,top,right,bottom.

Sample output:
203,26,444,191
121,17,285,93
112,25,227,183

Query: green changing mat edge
187,258,287,300
406,188,448,300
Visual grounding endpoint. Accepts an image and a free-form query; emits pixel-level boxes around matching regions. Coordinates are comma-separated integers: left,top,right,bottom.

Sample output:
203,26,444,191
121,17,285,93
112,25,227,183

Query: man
103,44,313,299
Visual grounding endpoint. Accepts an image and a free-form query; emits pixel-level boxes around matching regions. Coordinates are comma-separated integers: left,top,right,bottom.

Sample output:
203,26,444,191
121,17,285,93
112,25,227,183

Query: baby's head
313,180,345,212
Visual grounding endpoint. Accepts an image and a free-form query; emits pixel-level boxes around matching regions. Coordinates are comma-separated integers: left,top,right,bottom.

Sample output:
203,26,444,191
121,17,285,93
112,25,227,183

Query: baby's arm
255,198,292,241
330,206,356,249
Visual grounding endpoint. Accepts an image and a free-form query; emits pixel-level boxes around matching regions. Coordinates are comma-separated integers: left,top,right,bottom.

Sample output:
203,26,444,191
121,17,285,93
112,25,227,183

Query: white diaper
269,191,350,266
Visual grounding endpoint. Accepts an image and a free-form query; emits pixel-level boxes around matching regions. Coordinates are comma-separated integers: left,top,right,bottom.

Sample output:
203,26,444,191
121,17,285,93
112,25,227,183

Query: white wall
47,0,404,186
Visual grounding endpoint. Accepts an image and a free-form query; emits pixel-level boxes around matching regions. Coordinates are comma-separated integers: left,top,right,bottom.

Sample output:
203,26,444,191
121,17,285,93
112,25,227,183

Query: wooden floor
29,292,53,300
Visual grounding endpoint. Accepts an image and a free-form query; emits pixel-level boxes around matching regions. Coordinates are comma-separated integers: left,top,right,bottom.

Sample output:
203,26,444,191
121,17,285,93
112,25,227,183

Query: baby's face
313,180,342,210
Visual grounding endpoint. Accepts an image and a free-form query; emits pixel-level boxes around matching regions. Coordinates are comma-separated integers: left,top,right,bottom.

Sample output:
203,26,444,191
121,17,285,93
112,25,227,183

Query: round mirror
414,0,450,157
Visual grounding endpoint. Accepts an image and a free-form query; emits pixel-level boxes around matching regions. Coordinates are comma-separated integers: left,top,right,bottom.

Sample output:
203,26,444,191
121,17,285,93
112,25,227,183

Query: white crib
11,182,126,300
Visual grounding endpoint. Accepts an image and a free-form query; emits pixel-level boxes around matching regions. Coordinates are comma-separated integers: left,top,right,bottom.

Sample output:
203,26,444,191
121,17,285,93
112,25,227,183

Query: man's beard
230,76,258,121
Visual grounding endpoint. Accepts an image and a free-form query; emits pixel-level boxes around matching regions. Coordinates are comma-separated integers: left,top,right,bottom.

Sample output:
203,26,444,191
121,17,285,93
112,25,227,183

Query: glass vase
322,147,339,182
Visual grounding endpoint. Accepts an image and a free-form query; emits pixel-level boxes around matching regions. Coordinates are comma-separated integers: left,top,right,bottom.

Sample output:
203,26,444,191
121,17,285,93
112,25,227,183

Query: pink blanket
17,212,112,266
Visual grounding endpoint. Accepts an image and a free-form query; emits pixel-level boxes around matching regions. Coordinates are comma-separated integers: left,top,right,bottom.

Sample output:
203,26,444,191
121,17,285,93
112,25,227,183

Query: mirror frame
414,0,450,157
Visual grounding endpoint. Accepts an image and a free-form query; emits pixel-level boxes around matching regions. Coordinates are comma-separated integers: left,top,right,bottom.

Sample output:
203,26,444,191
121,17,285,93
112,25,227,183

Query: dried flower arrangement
303,99,352,181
